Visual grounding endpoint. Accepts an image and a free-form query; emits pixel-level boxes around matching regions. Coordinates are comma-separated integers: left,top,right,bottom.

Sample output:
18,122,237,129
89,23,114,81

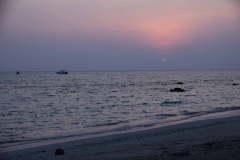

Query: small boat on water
56,70,68,74
16,71,20,74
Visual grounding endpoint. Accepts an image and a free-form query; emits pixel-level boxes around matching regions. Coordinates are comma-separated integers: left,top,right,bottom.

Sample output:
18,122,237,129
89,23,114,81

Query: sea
0,70,240,151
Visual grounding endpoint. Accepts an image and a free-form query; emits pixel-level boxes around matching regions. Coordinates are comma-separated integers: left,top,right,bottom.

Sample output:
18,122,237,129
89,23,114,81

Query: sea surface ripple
0,70,240,149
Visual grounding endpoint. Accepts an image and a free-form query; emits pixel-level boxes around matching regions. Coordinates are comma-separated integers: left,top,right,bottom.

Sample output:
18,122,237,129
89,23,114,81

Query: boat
16,71,20,74
56,70,68,74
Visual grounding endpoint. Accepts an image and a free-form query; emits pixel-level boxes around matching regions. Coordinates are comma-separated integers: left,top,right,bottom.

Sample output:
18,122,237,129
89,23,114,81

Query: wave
206,106,240,114
86,120,129,128
181,106,240,116
181,110,200,115
154,114,177,117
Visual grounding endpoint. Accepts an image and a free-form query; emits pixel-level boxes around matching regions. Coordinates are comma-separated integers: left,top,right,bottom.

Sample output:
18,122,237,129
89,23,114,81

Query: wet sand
1,115,240,160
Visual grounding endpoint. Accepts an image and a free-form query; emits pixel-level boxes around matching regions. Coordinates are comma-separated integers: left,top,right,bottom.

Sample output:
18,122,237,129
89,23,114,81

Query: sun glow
129,14,198,51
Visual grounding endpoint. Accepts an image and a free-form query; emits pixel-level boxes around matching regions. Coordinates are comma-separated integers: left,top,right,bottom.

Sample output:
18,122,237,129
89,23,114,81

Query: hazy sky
0,0,240,71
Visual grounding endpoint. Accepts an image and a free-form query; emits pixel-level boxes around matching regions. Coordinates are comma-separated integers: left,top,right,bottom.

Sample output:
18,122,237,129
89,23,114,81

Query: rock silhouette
177,82,184,85
170,88,185,92
55,148,65,155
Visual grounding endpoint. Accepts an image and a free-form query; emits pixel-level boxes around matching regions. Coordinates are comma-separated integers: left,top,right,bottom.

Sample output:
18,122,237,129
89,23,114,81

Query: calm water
0,70,240,150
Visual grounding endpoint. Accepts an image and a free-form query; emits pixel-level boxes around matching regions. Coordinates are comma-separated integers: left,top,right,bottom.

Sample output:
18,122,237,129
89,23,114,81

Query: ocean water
0,70,240,150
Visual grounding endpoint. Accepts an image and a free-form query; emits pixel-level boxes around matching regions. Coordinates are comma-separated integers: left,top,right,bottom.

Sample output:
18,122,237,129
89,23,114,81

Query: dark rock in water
55,148,65,155
170,88,185,92
177,82,183,85
232,83,239,86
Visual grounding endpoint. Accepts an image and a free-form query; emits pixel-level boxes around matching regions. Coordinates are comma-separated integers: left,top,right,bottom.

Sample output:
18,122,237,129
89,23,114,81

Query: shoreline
1,114,240,159
1,110,240,153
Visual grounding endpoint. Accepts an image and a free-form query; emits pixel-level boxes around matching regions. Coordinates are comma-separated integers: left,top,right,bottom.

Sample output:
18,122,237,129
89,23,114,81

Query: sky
0,0,240,71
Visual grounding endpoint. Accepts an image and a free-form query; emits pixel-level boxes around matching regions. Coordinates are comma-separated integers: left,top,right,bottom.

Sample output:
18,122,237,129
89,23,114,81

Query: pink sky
0,0,240,71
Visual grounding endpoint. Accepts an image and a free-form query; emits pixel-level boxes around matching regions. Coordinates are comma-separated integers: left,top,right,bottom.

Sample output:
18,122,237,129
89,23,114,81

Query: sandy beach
1,115,240,160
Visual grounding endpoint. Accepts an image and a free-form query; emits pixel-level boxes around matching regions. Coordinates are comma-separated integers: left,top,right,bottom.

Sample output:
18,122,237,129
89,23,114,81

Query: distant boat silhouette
56,70,68,74
16,71,20,74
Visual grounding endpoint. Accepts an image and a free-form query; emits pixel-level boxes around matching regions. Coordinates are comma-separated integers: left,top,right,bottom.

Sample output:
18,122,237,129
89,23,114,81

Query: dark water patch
120,84,127,87
107,116,117,119
70,122,79,125
181,106,240,117
152,87,160,90
41,92,50,95
8,110,19,113
108,96,117,99
189,101,199,104
141,110,148,113
185,95,196,97
0,139,31,145
69,90,78,93
108,104,117,108
121,111,128,115
155,81,161,84
14,85,36,89
90,89,103,95
87,120,129,128
160,100,183,106
203,79,217,82
155,113,177,117
47,94,55,97
206,106,240,114
181,110,200,116
161,82,171,85
134,123,156,128
13,121,24,124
